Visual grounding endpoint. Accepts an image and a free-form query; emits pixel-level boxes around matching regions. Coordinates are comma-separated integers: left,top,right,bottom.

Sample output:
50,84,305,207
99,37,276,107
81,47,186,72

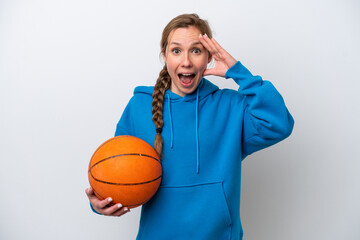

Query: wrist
227,57,237,69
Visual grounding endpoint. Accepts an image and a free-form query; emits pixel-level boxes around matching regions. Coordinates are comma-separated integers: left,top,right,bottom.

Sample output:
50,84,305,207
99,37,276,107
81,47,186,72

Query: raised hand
199,34,237,77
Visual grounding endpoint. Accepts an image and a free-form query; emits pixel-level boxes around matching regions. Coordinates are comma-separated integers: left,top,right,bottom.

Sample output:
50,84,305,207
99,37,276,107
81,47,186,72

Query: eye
172,48,181,54
192,48,201,54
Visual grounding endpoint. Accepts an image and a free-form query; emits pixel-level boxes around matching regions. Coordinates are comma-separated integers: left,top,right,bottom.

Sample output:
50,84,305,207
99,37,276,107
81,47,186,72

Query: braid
152,65,171,157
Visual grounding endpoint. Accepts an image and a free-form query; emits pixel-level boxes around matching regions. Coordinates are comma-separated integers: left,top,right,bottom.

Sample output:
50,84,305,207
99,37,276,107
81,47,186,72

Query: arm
200,34,294,159
225,62,294,158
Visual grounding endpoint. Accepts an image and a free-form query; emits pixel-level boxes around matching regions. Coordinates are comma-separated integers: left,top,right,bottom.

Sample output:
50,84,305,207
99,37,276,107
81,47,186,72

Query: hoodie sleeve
114,97,135,137
225,61,294,159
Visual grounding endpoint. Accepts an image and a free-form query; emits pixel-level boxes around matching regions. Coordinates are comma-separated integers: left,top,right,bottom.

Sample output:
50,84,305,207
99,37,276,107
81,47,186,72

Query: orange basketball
88,135,162,209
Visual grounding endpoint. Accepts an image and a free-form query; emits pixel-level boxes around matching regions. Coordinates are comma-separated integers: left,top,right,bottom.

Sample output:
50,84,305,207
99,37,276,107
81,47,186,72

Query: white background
1,0,359,239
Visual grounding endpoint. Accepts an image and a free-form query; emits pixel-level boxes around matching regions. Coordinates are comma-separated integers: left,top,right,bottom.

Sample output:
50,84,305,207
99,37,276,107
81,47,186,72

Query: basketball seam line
89,171,162,186
90,153,161,171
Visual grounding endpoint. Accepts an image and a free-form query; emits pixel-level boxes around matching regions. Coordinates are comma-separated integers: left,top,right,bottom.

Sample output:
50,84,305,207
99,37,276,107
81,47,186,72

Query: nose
181,53,192,67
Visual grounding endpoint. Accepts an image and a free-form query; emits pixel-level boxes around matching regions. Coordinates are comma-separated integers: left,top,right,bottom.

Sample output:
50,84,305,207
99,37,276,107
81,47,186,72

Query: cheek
166,64,176,77
165,57,176,70
196,56,209,70
166,63,179,81
196,63,208,75
201,61,208,70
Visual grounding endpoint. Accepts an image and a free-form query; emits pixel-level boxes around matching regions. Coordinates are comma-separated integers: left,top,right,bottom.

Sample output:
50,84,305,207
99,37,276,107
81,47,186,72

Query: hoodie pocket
137,182,232,240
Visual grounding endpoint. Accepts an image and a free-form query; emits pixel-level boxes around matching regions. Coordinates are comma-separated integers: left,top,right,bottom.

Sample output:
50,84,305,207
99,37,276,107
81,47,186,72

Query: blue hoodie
113,61,294,240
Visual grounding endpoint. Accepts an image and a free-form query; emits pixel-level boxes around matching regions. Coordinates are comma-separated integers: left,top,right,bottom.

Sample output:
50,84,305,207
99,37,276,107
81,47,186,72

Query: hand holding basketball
88,135,162,210
85,187,130,216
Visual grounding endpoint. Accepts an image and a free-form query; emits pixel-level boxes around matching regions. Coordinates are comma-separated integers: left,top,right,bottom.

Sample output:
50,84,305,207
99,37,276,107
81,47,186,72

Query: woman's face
163,26,211,97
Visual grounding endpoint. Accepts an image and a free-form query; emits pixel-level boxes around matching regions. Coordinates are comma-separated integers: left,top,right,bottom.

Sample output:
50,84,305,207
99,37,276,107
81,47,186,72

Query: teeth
182,73,193,76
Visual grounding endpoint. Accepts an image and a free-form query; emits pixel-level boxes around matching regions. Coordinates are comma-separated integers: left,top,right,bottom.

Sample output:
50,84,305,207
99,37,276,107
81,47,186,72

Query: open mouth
178,73,196,87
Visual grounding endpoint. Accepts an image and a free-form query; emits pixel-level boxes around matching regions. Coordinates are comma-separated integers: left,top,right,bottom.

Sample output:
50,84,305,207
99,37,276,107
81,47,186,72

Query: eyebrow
169,41,202,46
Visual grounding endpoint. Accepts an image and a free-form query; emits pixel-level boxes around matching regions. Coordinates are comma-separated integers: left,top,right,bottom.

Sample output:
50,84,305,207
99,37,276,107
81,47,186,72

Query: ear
162,54,166,64
207,53,212,64
162,49,167,64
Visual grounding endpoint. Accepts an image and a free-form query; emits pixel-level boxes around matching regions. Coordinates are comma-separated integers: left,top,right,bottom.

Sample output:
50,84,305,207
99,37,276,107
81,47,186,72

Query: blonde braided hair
152,66,171,156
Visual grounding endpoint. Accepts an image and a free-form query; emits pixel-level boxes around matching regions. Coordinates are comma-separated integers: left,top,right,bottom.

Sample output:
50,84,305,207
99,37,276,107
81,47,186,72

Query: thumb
203,68,216,76
86,187,95,199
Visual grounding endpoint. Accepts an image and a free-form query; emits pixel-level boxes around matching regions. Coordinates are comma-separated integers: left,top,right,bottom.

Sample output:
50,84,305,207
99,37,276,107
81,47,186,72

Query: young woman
86,13,294,240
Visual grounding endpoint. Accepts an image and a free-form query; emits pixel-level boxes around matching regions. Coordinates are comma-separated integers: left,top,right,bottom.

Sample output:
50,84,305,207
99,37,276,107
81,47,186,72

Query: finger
85,187,96,200
112,206,131,217
199,34,211,51
211,37,234,63
203,34,224,54
211,37,225,53
104,203,129,216
97,197,114,209
201,35,227,62
199,34,217,54
203,68,216,76
85,187,108,206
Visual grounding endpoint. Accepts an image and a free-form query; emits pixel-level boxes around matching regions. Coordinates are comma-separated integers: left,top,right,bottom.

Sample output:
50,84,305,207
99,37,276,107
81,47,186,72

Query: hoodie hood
133,78,219,101
133,78,219,174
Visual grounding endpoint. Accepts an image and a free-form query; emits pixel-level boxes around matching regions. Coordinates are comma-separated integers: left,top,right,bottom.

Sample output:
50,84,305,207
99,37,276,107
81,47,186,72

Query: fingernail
117,204,122,208
107,197,112,202
204,33,208,37
199,33,203,38
124,207,129,211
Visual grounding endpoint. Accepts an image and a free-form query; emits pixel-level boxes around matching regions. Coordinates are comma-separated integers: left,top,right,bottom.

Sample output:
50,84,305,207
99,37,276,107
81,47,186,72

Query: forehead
167,26,202,45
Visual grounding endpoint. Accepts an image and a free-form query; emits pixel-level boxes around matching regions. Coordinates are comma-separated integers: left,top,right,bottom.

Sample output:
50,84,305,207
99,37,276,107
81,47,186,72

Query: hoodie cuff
225,61,263,90
90,202,102,215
